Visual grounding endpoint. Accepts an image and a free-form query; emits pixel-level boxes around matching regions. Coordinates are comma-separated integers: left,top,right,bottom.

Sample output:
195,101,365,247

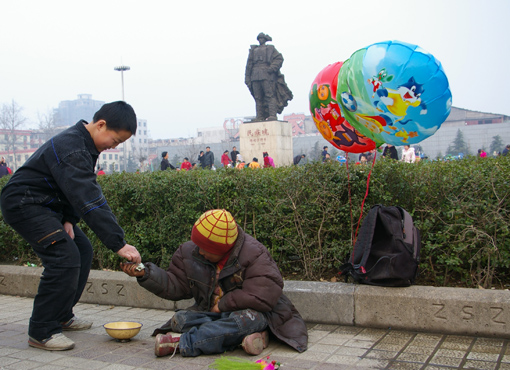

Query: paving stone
364,349,399,360
462,359,498,370
2,281,510,370
429,355,463,367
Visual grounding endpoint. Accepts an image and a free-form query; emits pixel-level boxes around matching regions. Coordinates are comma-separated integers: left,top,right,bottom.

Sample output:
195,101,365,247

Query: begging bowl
103,321,142,342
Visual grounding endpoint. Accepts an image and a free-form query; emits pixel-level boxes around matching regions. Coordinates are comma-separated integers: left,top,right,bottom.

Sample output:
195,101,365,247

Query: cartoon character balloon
309,62,376,153
337,40,452,146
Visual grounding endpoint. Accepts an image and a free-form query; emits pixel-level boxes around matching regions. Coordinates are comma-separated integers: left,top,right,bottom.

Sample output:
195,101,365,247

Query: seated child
120,209,308,357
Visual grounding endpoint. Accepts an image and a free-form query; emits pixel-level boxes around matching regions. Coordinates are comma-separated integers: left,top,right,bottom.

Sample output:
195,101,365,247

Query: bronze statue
245,33,293,121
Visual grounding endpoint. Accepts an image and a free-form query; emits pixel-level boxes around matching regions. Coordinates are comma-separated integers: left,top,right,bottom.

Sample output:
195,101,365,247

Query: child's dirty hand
210,302,220,313
120,262,145,277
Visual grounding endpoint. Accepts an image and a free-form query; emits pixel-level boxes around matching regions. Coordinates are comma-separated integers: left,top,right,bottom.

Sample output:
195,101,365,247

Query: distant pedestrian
321,146,328,162
198,151,206,168
293,154,306,165
230,146,239,168
262,152,275,168
401,145,416,163
180,157,192,171
96,166,106,176
478,149,487,158
0,162,9,178
203,146,215,169
236,154,245,169
503,145,510,156
161,152,175,171
249,157,261,169
382,144,398,160
221,150,231,168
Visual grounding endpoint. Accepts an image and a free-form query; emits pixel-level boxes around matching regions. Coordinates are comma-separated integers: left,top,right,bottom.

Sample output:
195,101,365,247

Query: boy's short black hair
93,101,137,135
162,151,168,158
184,157,189,161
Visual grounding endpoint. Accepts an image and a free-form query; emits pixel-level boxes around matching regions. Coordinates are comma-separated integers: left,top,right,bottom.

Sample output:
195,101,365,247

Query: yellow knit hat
191,209,238,254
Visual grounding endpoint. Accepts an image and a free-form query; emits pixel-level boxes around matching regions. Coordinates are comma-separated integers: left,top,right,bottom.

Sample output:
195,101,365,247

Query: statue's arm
245,48,254,85
269,48,283,73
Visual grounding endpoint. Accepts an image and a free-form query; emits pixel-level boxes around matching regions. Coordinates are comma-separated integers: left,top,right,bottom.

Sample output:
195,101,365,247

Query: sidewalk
1,294,509,370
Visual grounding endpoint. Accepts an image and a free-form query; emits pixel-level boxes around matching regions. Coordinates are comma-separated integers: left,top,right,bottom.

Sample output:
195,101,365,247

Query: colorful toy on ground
337,40,452,147
309,62,376,153
209,356,280,370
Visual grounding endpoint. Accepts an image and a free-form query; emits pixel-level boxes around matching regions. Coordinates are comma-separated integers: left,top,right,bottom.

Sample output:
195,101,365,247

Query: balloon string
352,152,377,249
346,158,353,244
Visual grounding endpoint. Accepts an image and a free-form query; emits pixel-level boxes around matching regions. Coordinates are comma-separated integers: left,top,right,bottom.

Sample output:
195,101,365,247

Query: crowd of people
113,141,510,176
158,146,282,171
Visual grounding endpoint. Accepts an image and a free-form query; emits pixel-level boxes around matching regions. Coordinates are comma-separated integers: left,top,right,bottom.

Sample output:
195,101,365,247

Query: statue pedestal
239,120,293,167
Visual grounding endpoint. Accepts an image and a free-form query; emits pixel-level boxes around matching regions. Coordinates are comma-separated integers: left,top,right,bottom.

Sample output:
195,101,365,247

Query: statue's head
257,33,272,44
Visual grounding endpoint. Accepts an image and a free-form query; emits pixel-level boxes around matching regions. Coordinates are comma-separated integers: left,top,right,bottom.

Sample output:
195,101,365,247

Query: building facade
54,94,105,127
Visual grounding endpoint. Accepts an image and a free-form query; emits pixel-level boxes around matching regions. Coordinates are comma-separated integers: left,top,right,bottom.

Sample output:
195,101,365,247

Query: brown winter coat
137,226,308,352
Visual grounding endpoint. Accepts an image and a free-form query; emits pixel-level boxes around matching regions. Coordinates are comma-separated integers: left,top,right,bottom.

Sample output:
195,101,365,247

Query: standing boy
1,101,142,351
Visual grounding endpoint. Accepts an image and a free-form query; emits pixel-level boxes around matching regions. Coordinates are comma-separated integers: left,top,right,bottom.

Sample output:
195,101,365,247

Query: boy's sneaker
28,333,75,351
241,330,269,355
154,333,180,357
62,316,92,331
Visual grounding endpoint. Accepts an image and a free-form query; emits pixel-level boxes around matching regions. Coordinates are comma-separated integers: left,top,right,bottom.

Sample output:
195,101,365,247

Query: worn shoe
28,333,75,351
241,330,269,355
155,333,180,357
62,316,92,331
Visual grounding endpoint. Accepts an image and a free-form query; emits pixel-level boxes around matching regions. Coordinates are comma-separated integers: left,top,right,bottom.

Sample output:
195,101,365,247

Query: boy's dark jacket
137,227,308,353
0,121,126,252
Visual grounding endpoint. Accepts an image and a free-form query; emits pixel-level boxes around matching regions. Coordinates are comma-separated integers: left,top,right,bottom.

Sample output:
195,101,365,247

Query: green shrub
0,155,509,288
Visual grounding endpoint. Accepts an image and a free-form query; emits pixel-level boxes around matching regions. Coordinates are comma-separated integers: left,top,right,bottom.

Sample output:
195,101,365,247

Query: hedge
0,155,509,289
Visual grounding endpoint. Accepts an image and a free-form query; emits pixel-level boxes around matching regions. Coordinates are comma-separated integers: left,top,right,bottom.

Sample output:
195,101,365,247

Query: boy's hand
120,262,145,277
117,244,141,264
63,222,75,239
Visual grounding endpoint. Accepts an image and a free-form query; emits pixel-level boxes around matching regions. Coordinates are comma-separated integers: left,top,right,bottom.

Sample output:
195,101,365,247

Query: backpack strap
340,205,381,282
352,204,381,270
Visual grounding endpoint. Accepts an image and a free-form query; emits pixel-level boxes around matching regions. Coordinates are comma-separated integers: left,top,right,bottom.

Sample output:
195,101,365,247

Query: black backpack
340,205,421,287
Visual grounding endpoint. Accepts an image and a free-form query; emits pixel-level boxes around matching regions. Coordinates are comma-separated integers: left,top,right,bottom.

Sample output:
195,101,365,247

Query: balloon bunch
310,40,452,153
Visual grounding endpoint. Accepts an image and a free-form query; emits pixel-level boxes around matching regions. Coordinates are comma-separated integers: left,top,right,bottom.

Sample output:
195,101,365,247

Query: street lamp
114,65,130,101
114,65,130,171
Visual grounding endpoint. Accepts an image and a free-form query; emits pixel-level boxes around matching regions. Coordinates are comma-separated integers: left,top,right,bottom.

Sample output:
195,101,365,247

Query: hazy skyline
1,0,509,140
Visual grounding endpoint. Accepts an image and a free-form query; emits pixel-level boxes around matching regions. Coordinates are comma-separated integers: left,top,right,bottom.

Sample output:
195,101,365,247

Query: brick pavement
1,294,509,370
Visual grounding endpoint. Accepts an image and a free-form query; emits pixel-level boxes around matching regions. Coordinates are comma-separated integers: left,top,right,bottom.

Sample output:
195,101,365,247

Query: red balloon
309,62,376,153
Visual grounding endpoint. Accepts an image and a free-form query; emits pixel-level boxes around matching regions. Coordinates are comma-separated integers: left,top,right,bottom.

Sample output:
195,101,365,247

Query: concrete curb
1,265,509,339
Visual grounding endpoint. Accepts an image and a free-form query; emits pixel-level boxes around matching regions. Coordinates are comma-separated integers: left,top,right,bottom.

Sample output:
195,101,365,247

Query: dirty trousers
170,309,268,357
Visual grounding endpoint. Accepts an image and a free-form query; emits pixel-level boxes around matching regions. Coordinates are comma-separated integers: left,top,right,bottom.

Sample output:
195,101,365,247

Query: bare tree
0,100,27,169
133,147,148,172
37,109,61,142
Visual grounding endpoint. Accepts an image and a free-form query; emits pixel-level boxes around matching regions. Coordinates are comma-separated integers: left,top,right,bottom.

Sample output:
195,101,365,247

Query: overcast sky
1,0,509,140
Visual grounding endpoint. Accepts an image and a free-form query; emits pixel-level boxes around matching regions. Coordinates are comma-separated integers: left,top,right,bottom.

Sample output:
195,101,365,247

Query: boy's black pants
8,212,93,341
